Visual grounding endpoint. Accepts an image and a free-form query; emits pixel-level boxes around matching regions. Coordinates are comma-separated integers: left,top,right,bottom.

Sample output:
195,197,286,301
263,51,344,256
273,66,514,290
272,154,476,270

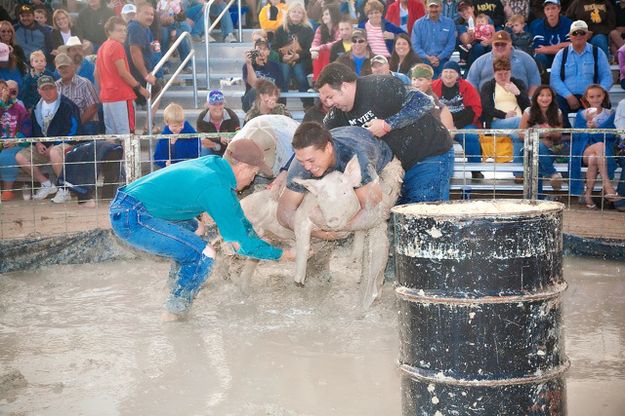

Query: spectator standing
14,75,80,201
196,90,240,156
14,4,48,61
74,0,114,51
336,28,373,76
54,52,100,135
549,20,612,126
241,38,285,112
388,33,422,75
467,30,541,95
95,16,149,135
411,0,457,78
153,102,200,168
310,4,341,80
19,49,56,111
126,4,159,108
329,17,354,62
245,78,292,122
385,0,425,35
530,0,572,71
359,0,404,57
565,0,615,57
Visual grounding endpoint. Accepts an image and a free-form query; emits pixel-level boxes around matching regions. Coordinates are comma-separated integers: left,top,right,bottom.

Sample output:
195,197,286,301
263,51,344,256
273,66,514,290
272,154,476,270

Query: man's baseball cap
37,75,56,89
18,4,34,15
457,0,473,10
492,30,512,43
207,89,225,104
0,43,10,63
54,53,73,68
225,139,273,177
543,0,560,6
371,55,388,66
427,0,442,6
351,28,366,40
569,20,589,34
121,3,137,14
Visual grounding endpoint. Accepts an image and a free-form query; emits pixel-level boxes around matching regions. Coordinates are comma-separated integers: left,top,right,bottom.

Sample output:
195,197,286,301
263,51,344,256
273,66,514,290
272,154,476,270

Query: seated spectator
183,0,238,43
241,38,285,113
156,0,193,72
59,36,95,83
310,4,341,81
54,52,100,135
610,0,625,59
519,85,565,191
273,1,314,109
153,103,200,168
329,17,354,62
251,29,281,62
302,98,331,123
196,90,240,156
0,79,31,201
611,99,625,210
5,80,22,107
14,75,80,201
565,0,615,57
570,84,620,207
385,0,426,34
19,49,56,111
410,63,455,129
411,0,457,78
456,0,480,66
388,33,422,75
14,5,48,62
0,43,26,89
473,0,506,27
549,20,612,127
121,4,136,23
618,43,625,90
530,0,572,72
245,78,292,122
474,13,495,44
46,9,80,60
259,0,288,41
359,0,405,57
306,0,339,27
336,28,373,76
432,60,484,178
370,54,411,84
467,30,541,95
504,0,531,19
480,57,531,176
508,14,533,54
74,0,114,51
0,21,27,74
34,7,52,30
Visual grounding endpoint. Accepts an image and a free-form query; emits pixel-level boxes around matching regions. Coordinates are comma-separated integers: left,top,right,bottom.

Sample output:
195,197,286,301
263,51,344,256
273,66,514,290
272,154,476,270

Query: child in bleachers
474,13,495,43
153,103,200,168
410,63,455,130
508,14,532,55
18,50,56,112
33,7,52,29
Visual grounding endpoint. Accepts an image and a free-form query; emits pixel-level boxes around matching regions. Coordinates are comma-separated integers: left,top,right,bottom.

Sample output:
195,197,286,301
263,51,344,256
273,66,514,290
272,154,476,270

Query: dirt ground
0,252,623,416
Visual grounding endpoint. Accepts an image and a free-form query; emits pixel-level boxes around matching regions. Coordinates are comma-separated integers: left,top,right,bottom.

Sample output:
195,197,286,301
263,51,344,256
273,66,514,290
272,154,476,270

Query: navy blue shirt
242,61,286,91
125,20,154,83
286,126,393,193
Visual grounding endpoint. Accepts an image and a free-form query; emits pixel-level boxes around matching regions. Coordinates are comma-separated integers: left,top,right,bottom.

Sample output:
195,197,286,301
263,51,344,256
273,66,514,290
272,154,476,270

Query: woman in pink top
310,4,341,80
359,0,405,57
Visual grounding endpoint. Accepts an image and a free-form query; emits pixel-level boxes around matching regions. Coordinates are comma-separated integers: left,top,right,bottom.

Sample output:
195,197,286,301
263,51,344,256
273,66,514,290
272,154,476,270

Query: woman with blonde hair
46,9,80,58
272,1,314,108
0,21,26,73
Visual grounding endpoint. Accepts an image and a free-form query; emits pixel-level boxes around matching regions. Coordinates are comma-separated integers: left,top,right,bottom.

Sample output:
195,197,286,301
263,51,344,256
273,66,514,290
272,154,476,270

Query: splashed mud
0,254,623,415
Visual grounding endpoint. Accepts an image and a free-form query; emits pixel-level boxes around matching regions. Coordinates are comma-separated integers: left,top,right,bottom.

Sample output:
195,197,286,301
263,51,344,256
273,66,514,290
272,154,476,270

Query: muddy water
0,253,623,415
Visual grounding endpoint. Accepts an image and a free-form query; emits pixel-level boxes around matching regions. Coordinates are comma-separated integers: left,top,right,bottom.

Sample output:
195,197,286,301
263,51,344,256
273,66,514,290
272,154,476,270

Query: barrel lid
391,200,563,219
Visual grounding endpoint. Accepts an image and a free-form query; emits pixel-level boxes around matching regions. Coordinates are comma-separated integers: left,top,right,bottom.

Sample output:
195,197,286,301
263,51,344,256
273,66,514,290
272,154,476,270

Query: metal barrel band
399,360,571,387
394,282,567,305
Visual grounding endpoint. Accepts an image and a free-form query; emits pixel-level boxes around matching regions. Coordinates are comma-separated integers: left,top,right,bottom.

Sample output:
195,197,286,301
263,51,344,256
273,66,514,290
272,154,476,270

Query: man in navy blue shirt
530,0,572,70
126,2,158,105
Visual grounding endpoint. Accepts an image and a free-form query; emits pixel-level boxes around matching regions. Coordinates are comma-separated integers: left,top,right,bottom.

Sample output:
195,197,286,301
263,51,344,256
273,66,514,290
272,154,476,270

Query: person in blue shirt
410,0,457,78
153,103,201,168
110,140,294,321
549,20,613,127
530,0,572,70
370,54,412,84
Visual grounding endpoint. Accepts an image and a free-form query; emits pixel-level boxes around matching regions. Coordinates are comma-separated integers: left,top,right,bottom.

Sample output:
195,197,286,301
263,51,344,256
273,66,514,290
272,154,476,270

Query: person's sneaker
33,183,57,200
51,187,72,203
206,34,216,43
191,35,202,42
1,190,15,202
181,66,193,74
223,33,237,43
550,172,563,191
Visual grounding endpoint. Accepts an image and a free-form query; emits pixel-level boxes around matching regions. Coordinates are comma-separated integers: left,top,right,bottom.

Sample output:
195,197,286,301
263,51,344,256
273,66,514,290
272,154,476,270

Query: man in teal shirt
110,139,293,320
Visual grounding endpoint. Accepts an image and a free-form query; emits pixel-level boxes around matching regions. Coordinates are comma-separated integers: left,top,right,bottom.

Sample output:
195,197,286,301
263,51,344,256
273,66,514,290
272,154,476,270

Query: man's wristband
133,84,143,94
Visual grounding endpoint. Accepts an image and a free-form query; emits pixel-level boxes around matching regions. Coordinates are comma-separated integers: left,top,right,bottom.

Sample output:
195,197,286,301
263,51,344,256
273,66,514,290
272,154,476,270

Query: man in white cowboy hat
58,36,95,83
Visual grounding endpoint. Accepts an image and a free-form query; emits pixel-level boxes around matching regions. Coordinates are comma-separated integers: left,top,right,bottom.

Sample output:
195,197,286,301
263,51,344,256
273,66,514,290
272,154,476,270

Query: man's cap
371,55,388,66
569,20,589,34
442,60,462,75
54,52,73,68
457,0,473,10
351,28,366,40
225,139,273,177
492,30,512,43
427,0,442,6
410,63,434,80
0,43,10,62
37,75,56,89
66,36,82,48
207,89,225,104
121,3,137,14
543,0,560,6
18,4,34,15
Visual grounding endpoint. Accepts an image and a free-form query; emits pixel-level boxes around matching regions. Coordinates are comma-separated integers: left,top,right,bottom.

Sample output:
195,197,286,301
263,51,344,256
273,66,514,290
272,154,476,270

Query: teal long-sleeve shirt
124,156,283,261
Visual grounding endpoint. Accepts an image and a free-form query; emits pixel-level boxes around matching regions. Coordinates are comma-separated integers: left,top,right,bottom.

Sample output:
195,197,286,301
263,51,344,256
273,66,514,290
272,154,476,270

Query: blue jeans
589,34,609,58
455,124,481,163
0,146,22,182
188,1,234,36
161,21,193,68
399,147,455,204
534,53,554,71
280,62,313,106
538,142,557,177
490,117,523,172
109,190,213,314
429,57,449,79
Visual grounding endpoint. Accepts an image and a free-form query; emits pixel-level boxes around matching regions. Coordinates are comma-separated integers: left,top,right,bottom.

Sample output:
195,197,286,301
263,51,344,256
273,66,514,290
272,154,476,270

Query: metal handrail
204,0,241,89
146,31,199,169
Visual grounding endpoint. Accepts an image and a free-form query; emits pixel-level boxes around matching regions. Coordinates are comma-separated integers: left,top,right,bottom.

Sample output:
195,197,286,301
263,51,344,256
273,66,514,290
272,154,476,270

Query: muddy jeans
109,189,213,315
399,147,455,204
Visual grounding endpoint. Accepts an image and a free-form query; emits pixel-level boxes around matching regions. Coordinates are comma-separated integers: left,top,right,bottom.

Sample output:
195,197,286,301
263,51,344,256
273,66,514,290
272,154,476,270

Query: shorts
18,143,73,166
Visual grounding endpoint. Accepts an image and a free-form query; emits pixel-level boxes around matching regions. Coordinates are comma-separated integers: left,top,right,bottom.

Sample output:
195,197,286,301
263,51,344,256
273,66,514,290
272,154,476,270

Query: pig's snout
327,216,341,228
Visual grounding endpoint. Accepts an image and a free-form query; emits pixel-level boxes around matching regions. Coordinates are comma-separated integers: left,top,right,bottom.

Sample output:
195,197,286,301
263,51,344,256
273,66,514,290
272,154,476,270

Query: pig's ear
344,156,362,188
293,177,320,195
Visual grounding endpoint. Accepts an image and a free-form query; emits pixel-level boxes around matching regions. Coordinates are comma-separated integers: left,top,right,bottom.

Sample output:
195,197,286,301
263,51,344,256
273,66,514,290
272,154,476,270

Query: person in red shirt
385,0,425,34
95,16,149,134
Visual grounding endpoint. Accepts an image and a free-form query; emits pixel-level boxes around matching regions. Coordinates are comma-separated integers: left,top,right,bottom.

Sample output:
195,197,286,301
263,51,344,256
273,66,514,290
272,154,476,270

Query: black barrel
391,200,569,415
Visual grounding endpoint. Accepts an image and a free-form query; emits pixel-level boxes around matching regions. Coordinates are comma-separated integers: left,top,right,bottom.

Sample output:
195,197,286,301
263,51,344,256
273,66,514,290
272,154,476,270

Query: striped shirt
365,21,390,57
56,75,99,121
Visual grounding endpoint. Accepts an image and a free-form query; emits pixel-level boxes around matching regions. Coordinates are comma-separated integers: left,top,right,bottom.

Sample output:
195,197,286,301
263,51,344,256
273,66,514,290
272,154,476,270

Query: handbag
279,36,302,64
479,134,513,163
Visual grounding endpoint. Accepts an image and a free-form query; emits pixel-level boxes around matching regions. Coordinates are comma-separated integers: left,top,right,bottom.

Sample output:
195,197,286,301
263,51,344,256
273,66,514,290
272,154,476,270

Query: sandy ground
0,253,623,415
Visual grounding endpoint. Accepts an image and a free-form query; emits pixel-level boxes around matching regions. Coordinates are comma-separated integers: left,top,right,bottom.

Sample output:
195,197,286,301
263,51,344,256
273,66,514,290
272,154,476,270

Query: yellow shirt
343,41,352,53
494,83,521,117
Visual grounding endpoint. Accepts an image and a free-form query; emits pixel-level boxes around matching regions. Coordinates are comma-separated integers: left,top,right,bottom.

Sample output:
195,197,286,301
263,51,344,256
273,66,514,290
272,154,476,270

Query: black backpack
560,44,599,84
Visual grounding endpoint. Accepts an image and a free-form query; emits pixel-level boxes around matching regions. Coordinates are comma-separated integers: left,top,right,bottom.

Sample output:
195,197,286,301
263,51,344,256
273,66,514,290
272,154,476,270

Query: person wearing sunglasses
335,28,373,76
565,0,615,58
549,20,612,127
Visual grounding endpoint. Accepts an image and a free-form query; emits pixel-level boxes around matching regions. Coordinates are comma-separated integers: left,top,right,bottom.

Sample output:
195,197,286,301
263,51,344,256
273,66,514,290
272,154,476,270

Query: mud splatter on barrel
391,200,569,415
